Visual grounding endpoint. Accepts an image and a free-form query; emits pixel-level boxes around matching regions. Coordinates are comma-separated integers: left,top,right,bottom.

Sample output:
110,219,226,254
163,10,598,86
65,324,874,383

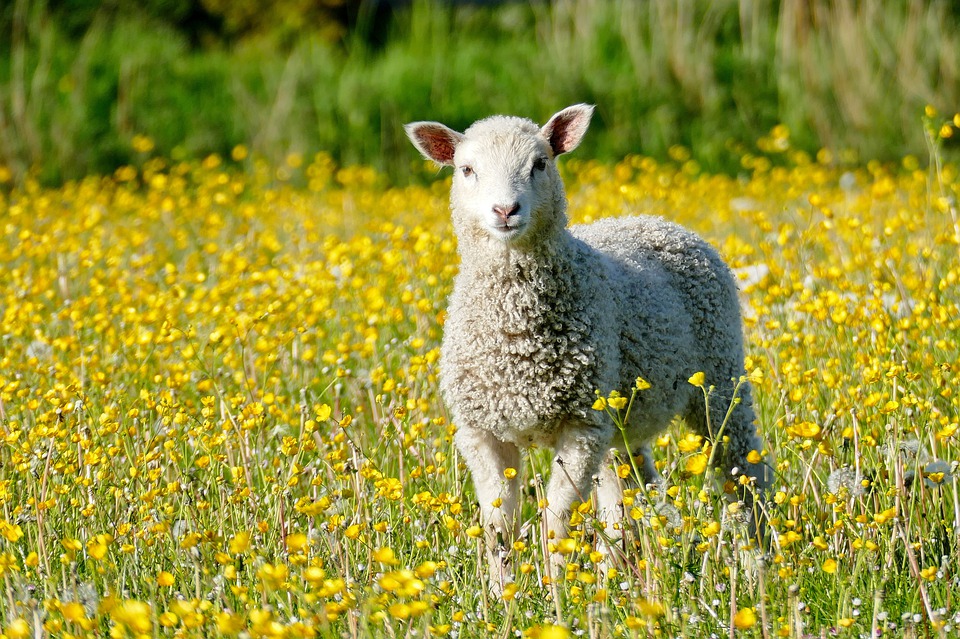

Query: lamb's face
405,104,595,246
451,121,558,243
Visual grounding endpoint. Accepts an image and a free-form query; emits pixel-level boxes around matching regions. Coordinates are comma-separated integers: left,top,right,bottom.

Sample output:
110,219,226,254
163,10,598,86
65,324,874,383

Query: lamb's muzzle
405,104,769,594
492,202,520,222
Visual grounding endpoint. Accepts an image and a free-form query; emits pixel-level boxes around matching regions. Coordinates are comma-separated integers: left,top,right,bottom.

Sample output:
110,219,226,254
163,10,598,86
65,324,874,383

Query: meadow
1,112,960,638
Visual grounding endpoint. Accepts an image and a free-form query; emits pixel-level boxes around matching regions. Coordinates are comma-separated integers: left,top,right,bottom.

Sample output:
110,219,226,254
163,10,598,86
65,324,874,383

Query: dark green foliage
1,0,958,184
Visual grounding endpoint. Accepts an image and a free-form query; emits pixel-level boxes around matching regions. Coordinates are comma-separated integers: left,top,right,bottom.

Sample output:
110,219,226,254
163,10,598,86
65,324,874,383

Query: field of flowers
1,115,959,638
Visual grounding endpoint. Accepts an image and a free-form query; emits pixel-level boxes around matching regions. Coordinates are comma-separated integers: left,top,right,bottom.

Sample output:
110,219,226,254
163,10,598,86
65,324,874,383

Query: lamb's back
570,215,742,344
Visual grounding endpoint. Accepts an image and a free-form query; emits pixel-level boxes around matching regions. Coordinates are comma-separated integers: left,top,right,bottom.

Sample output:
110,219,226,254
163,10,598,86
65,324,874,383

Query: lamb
405,105,768,589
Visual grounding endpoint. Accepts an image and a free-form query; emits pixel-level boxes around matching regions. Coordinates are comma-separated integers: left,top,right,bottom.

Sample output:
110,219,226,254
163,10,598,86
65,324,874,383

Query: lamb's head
405,105,594,247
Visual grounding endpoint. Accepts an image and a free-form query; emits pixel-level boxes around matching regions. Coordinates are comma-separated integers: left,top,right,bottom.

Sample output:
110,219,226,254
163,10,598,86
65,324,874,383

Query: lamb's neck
458,231,583,288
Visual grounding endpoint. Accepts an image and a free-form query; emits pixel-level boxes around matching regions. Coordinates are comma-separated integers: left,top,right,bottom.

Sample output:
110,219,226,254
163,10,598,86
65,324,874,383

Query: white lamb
405,105,767,588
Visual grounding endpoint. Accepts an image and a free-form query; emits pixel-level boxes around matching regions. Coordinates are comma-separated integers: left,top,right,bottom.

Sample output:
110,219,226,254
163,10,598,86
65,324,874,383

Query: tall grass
1,0,958,184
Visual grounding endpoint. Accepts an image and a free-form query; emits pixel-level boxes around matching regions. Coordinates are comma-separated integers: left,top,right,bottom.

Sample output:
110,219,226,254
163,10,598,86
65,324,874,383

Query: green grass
1,0,959,184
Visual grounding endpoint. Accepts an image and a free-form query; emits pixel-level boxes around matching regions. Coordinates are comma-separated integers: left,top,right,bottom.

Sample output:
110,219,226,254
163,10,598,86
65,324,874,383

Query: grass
0,110,959,637
2,0,960,184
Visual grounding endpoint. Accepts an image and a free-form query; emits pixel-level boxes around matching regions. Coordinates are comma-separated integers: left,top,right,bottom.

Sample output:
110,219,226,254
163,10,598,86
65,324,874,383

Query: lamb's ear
541,104,595,156
404,122,463,166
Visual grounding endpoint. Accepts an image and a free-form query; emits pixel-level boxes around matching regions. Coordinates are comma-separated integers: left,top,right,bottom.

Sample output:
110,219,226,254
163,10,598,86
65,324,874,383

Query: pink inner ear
417,127,458,165
548,124,577,156
543,106,593,156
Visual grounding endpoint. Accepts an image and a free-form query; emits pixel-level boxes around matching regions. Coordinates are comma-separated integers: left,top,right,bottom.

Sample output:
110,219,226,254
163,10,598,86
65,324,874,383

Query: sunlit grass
1,114,960,638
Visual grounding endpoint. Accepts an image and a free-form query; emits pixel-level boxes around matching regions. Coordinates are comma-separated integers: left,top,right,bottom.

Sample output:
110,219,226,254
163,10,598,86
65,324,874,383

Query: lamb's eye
532,158,547,175
461,165,474,177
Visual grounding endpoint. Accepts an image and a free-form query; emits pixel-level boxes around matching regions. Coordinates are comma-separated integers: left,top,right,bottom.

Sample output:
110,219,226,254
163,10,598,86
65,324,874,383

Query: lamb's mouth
490,222,527,239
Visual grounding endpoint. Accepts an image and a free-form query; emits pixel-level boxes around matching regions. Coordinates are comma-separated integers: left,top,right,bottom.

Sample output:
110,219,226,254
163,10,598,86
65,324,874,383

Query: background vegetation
1,0,959,184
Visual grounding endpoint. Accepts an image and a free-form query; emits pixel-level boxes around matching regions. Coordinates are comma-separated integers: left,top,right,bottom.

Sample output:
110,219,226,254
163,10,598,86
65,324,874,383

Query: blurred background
1,0,958,184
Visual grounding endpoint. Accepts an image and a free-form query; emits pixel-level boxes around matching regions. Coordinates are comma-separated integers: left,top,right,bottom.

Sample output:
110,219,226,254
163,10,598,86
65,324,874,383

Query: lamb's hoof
487,574,507,598
486,553,513,597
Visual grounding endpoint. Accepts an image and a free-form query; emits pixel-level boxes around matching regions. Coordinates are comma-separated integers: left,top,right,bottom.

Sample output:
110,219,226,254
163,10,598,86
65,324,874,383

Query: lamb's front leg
543,424,611,581
454,426,520,594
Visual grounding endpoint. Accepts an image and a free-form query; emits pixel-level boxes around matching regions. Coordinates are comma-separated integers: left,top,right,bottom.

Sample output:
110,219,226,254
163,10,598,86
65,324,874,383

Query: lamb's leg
454,426,521,593
594,452,623,541
543,424,610,580
687,375,769,541
594,453,624,568
595,443,663,568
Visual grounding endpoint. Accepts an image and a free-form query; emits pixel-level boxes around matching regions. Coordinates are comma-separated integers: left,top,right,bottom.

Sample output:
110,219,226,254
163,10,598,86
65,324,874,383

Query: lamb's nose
493,203,521,221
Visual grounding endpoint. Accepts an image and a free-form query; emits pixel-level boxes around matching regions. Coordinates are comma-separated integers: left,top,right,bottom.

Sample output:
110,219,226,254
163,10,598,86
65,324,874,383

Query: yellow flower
554,538,577,555
677,433,703,453
592,397,607,411
229,531,251,554
373,547,399,565
919,566,938,581
635,377,651,391
158,611,178,627
286,533,308,552
5,619,30,639
821,558,838,574
388,602,411,619
880,399,899,413
157,570,175,587
539,624,570,639
503,467,517,480
61,537,82,552
688,372,706,387
258,562,289,590
315,403,333,421
0,522,23,542
733,607,757,629
415,561,438,578
87,534,111,560
685,453,708,475
111,600,153,634
873,507,897,525
785,421,821,439
936,421,957,440
61,601,88,623
637,598,665,617
608,396,628,410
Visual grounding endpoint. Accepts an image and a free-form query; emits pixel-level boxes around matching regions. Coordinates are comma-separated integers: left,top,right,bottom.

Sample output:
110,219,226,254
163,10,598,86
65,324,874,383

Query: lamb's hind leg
454,426,521,593
595,443,663,567
687,375,769,539
543,423,611,580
